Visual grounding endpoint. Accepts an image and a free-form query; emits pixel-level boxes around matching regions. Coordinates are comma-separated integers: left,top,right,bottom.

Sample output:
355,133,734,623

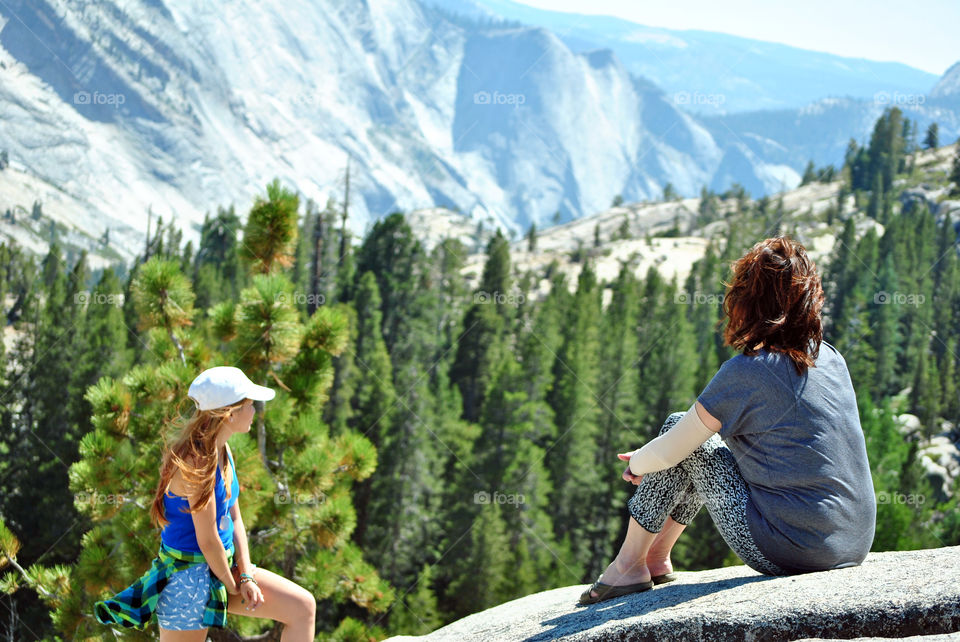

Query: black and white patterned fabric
627,412,787,576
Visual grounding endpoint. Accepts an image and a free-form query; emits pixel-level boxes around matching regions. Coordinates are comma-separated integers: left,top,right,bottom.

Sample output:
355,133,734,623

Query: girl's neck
214,434,228,459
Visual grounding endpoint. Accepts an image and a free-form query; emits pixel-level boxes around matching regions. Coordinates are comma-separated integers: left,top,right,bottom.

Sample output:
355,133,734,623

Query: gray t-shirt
697,341,876,573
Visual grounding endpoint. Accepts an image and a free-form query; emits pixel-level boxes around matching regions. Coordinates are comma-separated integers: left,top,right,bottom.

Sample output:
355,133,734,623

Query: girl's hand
618,451,643,485
225,577,241,596
240,578,264,611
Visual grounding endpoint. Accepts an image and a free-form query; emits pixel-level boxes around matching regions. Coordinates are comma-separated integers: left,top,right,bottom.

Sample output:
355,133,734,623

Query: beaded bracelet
239,576,258,586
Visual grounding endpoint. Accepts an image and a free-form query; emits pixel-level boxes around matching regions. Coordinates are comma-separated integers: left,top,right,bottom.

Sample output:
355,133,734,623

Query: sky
510,0,958,75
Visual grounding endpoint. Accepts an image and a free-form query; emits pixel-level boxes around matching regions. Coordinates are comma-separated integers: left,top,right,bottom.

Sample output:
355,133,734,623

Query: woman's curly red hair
722,236,825,375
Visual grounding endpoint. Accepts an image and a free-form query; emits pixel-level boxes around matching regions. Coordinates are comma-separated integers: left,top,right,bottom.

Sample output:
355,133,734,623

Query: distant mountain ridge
428,0,940,114
0,0,957,265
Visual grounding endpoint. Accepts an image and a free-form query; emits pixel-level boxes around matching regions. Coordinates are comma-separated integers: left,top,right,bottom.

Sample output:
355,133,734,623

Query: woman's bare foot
645,555,673,578
645,517,685,577
589,556,652,599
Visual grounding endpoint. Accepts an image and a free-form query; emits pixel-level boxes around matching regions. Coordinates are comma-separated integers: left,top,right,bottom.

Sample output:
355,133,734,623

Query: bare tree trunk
308,209,324,316
168,327,186,365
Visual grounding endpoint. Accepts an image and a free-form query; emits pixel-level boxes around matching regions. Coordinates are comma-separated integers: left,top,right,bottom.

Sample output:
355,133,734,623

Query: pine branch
4,556,53,600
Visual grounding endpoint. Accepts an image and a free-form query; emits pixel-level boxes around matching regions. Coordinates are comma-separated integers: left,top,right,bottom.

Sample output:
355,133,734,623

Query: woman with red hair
581,236,876,604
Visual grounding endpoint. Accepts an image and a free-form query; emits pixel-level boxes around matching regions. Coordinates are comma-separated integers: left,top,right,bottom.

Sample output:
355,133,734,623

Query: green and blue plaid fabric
93,542,234,630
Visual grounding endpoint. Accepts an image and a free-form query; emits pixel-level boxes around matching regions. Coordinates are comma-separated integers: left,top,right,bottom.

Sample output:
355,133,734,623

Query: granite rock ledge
387,546,960,642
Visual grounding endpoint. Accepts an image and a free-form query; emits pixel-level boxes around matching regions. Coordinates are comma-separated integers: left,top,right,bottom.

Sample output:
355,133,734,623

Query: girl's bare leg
226,567,316,641
159,627,208,641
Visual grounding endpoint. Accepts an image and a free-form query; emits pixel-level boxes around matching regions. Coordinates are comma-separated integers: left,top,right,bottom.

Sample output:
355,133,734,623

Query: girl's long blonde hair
149,399,244,529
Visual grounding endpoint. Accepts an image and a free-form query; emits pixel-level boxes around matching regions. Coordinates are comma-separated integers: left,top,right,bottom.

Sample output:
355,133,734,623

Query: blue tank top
160,446,238,552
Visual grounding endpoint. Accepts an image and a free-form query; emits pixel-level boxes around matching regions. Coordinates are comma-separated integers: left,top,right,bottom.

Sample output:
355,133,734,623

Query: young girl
94,366,316,641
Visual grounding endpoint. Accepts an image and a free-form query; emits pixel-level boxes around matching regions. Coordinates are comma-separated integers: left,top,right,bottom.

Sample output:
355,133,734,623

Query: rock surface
387,546,960,641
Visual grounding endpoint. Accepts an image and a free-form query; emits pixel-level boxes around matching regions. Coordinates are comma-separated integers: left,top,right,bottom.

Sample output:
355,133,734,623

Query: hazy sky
511,0,958,75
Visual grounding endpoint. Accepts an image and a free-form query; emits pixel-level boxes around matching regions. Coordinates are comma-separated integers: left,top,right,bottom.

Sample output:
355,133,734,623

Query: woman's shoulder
819,340,843,361
719,350,773,373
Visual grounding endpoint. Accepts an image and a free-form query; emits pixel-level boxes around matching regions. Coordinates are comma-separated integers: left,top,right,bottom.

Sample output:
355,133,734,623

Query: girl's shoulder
164,452,213,500
165,465,189,498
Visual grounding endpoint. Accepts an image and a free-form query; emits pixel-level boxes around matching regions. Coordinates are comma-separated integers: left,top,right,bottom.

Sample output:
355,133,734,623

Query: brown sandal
578,578,654,605
652,572,678,585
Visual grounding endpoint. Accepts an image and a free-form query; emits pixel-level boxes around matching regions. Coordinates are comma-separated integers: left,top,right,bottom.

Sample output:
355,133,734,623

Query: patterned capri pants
627,412,788,576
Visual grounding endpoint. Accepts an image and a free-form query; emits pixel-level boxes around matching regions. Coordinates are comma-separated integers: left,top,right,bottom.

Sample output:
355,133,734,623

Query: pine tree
387,564,442,635
478,229,513,320
583,265,640,574
346,271,396,545
131,256,196,365
444,504,512,618
923,122,938,150
545,260,603,574
68,267,131,440
449,302,505,423
838,229,879,388
0,244,85,566
58,183,392,639
634,270,697,433
860,394,939,551
951,137,960,195
938,337,958,427
355,212,423,354
449,236,513,422
193,206,242,309
686,245,723,392
910,347,940,438
870,254,901,398
239,179,299,274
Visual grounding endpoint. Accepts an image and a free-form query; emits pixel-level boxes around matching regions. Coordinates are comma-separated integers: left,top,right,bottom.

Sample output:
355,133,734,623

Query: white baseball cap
188,366,276,411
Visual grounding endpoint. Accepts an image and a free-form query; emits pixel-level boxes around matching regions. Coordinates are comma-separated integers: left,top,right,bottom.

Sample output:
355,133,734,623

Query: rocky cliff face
429,0,941,115
0,0,744,254
3,0,957,262
387,546,960,641
931,62,960,100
